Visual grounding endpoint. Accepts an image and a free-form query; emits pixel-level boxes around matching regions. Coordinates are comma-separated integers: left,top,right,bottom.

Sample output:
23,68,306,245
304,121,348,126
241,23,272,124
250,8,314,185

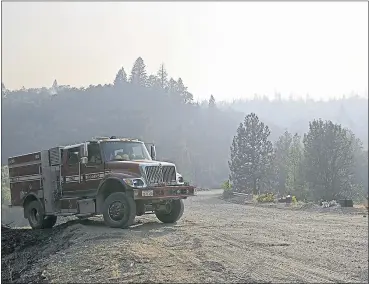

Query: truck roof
89,137,141,143
63,137,142,149
8,137,144,159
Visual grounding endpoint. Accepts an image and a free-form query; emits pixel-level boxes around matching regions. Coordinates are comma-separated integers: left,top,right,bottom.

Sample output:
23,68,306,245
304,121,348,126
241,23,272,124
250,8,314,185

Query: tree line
229,113,368,201
1,56,368,194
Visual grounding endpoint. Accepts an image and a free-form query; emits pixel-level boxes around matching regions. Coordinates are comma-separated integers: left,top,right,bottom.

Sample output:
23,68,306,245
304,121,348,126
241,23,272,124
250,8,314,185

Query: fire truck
8,136,195,229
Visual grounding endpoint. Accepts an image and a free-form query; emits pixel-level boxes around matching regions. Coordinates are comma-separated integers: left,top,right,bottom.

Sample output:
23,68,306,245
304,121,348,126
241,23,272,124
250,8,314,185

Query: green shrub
256,192,275,203
222,180,233,199
292,196,297,204
221,180,232,190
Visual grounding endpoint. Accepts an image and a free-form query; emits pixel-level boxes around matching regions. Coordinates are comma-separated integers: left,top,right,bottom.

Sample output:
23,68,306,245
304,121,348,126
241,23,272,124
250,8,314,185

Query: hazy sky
2,2,368,101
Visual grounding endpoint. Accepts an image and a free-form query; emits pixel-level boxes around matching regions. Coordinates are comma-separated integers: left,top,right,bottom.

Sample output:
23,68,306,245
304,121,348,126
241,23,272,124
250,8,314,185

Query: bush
292,196,297,204
222,180,233,199
256,193,275,203
222,189,233,199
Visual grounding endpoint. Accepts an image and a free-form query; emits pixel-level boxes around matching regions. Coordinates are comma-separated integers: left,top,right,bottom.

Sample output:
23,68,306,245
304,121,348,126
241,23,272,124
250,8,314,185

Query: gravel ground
2,190,368,283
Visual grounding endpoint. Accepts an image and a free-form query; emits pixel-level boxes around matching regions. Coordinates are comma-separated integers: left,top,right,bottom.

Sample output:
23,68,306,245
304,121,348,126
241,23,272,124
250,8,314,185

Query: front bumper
134,185,195,200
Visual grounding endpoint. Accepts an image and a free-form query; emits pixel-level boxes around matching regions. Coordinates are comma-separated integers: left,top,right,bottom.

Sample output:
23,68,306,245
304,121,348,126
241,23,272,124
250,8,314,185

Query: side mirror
150,145,156,160
80,157,88,164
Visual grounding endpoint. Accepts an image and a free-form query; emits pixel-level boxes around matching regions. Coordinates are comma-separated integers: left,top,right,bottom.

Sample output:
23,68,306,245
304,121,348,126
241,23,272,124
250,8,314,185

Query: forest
1,56,368,201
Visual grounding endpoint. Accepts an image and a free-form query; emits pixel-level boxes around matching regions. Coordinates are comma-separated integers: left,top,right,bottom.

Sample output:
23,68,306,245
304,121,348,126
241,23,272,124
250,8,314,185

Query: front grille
145,165,176,185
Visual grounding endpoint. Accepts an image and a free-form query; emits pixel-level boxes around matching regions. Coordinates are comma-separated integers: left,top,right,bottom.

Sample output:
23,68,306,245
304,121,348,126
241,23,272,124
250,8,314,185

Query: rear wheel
26,201,57,229
102,192,136,228
155,199,184,223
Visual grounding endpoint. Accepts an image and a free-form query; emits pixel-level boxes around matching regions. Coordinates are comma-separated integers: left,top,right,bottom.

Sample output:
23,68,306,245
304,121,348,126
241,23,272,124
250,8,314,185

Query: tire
155,199,184,224
102,192,136,228
26,200,57,229
43,215,57,228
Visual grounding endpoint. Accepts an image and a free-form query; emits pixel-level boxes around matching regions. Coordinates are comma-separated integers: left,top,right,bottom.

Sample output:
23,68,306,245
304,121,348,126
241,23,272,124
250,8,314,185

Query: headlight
123,178,146,188
176,173,184,184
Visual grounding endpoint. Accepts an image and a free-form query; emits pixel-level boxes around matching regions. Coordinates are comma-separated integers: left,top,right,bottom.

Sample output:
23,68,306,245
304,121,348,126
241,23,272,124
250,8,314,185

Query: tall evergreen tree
176,78,187,95
167,78,177,94
273,130,292,194
351,135,368,200
229,123,247,191
182,91,194,104
147,75,161,89
52,79,58,89
176,78,193,104
129,57,147,87
157,63,168,89
113,67,128,86
303,119,356,200
229,113,274,194
285,133,305,198
209,95,216,108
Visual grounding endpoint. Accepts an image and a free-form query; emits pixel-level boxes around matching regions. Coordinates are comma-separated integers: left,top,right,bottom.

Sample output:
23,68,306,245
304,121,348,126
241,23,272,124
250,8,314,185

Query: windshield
101,141,152,162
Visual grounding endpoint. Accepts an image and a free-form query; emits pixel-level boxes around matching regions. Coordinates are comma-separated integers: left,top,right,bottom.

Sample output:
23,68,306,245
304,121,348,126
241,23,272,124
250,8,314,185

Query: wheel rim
30,208,41,225
157,202,172,215
108,201,125,221
164,202,172,214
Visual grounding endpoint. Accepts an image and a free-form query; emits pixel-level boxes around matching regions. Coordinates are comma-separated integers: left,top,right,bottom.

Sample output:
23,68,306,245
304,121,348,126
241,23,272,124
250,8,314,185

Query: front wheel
43,215,57,228
25,201,57,229
102,192,136,228
155,199,184,223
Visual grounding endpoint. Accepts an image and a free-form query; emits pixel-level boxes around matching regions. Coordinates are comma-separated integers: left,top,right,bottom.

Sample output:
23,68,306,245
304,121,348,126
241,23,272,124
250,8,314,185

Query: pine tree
273,130,292,195
50,79,58,95
52,79,58,89
157,63,168,89
176,78,186,95
350,134,367,201
182,91,194,104
129,57,147,87
229,113,274,194
175,78,193,104
303,119,356,200
147,75,160,89
113,67,127,86
285,133,305,198
167,78,177,94
209,95,216,108
229,123,247,191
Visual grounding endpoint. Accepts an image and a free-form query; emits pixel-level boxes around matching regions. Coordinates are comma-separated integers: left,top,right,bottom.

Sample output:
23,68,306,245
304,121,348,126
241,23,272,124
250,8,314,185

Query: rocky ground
2,190,368,283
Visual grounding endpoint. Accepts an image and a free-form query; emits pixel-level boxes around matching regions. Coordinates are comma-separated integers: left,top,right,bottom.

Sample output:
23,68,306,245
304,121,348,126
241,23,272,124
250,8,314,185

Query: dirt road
2,190,368,283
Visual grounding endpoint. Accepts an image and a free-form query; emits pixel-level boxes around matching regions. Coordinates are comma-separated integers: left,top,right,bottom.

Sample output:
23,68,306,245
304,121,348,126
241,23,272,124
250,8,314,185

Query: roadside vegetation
225,113,368,205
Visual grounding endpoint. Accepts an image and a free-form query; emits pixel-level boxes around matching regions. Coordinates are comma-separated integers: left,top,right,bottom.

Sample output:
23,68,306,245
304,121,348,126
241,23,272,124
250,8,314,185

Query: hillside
1,59,368,187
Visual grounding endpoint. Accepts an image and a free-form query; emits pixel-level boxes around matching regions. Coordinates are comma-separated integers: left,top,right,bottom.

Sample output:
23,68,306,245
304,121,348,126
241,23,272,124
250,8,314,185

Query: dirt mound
1,220,83,283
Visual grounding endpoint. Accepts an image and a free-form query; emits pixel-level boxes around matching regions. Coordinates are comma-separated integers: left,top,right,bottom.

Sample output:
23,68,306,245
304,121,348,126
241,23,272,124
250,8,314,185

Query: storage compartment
78,199,96,214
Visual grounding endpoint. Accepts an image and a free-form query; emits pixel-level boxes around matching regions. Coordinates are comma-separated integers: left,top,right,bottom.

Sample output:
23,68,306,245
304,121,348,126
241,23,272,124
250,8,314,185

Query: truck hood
105,160,176,177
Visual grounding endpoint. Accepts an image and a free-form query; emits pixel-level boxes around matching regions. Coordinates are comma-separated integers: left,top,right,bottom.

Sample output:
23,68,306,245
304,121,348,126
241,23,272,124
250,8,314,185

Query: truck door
61,146,82,197
81,142,104,195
